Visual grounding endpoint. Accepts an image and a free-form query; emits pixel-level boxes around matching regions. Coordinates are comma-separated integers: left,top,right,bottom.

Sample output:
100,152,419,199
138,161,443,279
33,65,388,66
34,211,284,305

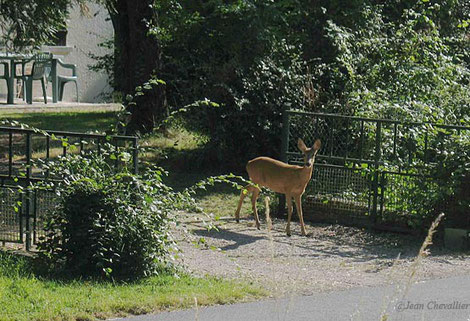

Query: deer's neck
301,164,314,182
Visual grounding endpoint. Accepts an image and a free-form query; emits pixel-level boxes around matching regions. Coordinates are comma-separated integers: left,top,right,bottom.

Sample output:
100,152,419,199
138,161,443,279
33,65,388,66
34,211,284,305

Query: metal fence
0,185,23,243
281,110,469,232
0,126,138,249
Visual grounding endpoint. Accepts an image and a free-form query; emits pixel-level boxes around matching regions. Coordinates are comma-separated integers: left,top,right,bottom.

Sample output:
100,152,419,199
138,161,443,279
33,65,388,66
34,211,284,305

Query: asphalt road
112,275,470,321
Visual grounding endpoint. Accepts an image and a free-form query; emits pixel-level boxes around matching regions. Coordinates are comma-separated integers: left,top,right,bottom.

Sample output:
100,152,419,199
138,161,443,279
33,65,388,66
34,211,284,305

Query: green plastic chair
0,61,9,101
14,52,52,104
56,59,79,102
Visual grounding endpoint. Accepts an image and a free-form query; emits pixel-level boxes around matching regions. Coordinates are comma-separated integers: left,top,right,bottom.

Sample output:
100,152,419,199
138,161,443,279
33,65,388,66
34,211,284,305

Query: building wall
60,3,114,102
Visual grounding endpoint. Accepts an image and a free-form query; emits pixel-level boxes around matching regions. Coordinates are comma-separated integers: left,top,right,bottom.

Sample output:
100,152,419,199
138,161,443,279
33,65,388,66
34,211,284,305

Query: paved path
113,275,470,321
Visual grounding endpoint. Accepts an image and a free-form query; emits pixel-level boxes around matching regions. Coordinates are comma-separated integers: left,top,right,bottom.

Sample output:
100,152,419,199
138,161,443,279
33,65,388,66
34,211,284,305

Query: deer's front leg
294,194,307,236
286,194,293,236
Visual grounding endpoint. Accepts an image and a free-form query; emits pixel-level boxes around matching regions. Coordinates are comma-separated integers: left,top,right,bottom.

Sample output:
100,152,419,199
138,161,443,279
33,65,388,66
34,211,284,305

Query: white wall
53,3,114,102
63,3,113,102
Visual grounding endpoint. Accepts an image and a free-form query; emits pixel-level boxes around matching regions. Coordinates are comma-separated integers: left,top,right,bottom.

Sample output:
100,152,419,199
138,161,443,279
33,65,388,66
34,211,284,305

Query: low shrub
430,134,470,228
383,130,470,230
37,154,186,280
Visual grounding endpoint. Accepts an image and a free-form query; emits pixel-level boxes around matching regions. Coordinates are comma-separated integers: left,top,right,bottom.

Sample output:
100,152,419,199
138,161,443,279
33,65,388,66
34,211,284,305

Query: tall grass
379,213,445,320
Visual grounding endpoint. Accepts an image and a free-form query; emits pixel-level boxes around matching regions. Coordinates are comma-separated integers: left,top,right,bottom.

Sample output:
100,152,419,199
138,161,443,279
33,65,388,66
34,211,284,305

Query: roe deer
235,138,321,236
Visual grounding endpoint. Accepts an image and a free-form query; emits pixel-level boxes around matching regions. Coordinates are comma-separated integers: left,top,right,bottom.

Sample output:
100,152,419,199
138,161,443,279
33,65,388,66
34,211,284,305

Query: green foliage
0,251,33,279
144,0,469,168
399,126,469,228
32,139,251,279
36,154,183,280
375,124,469,229
86,0,470,228
306,2,470,227
0,0,84,51
428,132,470,227
196,39,308,165
153,1,312,166
325,3,470,123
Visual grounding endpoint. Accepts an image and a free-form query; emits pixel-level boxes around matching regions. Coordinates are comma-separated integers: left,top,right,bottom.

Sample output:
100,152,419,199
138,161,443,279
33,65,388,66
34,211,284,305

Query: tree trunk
108,0,168,134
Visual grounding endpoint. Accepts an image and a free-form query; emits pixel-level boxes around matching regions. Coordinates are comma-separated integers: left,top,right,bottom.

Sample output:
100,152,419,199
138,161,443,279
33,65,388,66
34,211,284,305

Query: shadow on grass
0,249,36,279
0,248,175,284
146,145,246,197
1,111,117,132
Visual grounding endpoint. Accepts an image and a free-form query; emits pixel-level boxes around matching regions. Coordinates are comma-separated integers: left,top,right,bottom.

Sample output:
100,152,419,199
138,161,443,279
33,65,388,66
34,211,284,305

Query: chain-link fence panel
283,110,470,231
303,164,372,226
33,188,57,244
378,172,438,227
0,186,22,243
285,111,378,165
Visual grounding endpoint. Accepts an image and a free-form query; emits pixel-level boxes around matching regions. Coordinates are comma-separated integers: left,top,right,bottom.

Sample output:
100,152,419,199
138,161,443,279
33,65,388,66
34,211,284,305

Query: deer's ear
313,139,321,151
298,138,308,152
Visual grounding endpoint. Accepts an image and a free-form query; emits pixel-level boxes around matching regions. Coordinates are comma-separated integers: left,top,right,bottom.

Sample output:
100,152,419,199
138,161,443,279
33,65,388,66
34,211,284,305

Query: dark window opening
53,29,68,46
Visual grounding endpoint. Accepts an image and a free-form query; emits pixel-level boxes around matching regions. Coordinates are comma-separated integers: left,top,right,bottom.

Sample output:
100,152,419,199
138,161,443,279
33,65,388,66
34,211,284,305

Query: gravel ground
173,214,470,296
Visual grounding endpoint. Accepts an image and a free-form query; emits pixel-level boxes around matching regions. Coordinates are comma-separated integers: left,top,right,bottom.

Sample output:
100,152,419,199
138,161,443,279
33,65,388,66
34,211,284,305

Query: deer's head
298,138,321,167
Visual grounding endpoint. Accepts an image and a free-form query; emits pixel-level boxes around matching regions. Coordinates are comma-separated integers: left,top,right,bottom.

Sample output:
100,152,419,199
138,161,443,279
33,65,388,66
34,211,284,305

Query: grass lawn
0,250,265,321
0,111,117,133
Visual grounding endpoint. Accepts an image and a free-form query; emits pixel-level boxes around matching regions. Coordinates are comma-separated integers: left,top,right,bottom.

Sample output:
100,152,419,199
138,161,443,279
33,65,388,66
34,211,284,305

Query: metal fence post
280,109,290,163
25,132,32,251
378,171,385,218
371,121,382,225
277,109,291,217
133,137,139,175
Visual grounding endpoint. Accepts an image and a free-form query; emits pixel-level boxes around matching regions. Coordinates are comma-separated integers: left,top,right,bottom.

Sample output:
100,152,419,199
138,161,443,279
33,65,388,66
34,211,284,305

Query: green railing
0,127,139,249
282,110,469,232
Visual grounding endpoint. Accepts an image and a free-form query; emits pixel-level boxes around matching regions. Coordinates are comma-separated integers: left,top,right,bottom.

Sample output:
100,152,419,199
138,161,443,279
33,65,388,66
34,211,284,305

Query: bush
152,1,313,167
192,38,310,167
429,134,470,228
381,128,470,229
325,4,470,123
37,155,184,280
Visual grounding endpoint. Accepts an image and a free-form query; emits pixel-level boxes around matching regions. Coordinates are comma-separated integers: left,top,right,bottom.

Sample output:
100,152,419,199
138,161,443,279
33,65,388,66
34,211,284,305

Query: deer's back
246,157,310,195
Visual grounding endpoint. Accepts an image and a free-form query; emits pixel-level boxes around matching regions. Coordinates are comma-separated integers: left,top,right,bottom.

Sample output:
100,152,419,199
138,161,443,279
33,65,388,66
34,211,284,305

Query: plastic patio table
0,52,60,104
